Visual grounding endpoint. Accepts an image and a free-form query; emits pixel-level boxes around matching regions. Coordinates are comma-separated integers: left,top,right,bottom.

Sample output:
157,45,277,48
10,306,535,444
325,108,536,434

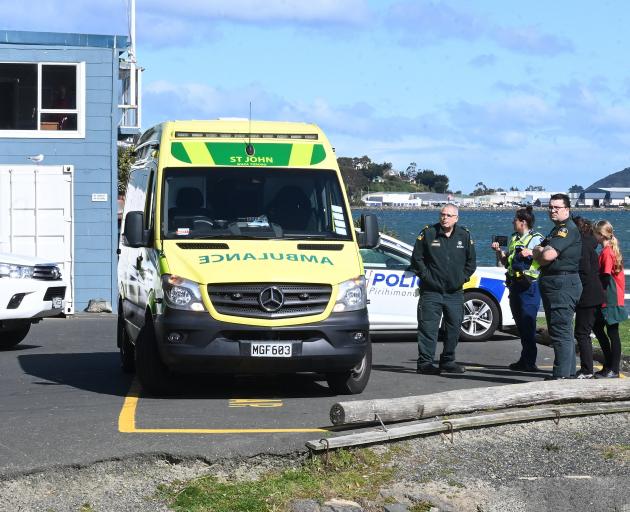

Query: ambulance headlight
162,275,206,312
333,276,367,312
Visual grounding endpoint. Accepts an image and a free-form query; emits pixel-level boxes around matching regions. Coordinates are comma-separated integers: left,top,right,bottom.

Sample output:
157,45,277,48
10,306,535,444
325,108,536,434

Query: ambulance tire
326,342,372,395
460,291,500,342
0,322,30,350
135,313,170,396
117,306,135,373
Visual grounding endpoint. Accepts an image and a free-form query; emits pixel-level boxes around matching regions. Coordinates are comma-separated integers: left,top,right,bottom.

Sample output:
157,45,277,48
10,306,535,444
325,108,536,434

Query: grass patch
618,321,630,356
602,444,630,462
410,502,436,512
161,447,400,512
542,442,560,452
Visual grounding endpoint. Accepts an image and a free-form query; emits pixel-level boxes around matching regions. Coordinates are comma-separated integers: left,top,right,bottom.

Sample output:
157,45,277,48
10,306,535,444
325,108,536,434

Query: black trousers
574,305,597,374
593,310,622,373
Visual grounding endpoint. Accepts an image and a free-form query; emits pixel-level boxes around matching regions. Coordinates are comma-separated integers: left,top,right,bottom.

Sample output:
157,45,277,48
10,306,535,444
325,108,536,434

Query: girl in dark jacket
573,217,605,379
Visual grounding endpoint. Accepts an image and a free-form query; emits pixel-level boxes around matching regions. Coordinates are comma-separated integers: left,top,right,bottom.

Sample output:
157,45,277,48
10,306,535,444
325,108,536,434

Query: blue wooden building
0,30,141,313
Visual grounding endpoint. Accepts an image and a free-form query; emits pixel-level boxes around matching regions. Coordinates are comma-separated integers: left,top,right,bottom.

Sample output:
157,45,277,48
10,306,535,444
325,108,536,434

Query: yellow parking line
118,379,326,434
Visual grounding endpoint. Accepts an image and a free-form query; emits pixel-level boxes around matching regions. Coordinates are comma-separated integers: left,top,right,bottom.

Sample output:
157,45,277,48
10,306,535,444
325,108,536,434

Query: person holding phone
491,206,544,372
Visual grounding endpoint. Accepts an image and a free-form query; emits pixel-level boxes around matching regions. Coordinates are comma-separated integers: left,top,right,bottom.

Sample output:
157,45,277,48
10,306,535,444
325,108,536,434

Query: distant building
577,187,630,207
361,191,452,207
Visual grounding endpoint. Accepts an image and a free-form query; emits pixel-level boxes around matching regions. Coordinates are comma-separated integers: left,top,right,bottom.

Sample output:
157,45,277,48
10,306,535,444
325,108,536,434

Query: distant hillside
587,167,630,189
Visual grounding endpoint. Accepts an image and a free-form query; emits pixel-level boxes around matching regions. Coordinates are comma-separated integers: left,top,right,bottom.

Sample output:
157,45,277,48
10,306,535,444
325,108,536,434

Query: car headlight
161,274,206,312
333,276,367,313
0,262,35,279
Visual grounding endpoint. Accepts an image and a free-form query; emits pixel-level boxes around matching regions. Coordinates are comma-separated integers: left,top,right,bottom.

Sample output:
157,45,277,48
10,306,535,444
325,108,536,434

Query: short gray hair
441,203,459,215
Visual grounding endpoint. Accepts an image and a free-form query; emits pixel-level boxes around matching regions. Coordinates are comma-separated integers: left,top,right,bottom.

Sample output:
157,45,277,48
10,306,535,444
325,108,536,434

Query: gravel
0,413,628,512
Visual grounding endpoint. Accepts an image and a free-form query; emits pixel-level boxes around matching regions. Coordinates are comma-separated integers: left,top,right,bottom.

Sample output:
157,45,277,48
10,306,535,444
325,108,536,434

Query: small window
0,62,84,137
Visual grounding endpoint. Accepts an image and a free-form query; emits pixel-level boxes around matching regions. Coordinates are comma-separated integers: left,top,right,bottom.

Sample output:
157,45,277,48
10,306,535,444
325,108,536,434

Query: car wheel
135,313,170,395
0,322,30,350
460,291,500,342
117,306,135,373
325,342,372,395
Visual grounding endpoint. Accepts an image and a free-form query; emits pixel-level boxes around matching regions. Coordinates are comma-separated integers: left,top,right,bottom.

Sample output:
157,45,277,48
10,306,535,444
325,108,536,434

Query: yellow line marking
118,379,326,434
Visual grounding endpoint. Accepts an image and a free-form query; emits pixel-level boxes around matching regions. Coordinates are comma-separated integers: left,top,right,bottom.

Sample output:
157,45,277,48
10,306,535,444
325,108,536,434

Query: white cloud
143,0,370,25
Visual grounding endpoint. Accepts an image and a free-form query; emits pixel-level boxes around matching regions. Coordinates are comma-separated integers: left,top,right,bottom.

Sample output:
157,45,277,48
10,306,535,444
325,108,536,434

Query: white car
360,233,515,341
0,252,67,349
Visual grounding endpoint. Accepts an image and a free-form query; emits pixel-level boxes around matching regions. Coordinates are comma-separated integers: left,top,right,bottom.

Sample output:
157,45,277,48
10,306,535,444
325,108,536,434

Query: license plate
52,296,63,309
251,342,292,358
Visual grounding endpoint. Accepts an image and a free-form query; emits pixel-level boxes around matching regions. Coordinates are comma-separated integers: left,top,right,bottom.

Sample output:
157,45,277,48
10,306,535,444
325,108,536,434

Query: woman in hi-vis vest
491,206,544,372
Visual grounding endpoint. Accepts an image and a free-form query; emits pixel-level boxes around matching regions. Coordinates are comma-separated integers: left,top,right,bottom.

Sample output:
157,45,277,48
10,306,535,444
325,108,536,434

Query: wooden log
308,401,630,451
330,379,630,426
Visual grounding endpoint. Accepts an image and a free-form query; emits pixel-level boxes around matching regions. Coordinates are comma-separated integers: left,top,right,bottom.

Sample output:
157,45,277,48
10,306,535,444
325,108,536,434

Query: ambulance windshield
161,167,352,240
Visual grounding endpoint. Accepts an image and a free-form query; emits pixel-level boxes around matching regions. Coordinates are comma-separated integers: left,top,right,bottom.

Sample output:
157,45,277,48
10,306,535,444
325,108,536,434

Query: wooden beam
330,379,630,425
308,401,630,451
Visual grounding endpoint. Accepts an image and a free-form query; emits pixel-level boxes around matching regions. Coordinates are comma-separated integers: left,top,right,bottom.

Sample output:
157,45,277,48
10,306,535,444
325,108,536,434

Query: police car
360,233,515,341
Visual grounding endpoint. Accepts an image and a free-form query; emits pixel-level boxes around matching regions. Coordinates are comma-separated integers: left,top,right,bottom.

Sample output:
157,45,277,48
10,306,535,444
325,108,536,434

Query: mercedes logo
258,286,284,312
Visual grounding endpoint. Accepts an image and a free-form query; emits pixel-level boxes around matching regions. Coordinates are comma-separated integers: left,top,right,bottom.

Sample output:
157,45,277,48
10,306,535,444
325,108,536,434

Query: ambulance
117,120,379,395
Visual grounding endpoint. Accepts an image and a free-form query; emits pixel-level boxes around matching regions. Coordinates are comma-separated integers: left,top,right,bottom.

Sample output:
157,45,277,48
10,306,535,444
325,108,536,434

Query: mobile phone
492,235,508,246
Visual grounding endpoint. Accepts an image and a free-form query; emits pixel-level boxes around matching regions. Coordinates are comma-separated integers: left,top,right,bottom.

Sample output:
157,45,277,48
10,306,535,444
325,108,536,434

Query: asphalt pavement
0,314,554,477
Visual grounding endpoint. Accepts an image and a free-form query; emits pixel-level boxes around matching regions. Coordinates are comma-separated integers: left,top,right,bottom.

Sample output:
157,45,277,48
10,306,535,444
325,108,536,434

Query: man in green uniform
410,204,477,374
533,193,582,379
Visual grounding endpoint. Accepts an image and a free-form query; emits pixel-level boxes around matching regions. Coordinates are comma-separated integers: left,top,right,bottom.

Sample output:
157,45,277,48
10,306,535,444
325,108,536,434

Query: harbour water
352,208,630,267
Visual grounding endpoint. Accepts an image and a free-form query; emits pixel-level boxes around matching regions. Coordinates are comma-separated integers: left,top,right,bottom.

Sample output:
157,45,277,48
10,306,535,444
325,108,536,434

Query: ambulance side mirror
123,211,152,248
357,213,379,249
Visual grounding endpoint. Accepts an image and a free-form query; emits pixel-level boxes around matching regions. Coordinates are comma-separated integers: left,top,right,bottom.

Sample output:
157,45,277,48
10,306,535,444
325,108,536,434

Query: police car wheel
326,342,372,395
135,314,171,395
0,322,30,350
460,292,500,342
117,306,135,373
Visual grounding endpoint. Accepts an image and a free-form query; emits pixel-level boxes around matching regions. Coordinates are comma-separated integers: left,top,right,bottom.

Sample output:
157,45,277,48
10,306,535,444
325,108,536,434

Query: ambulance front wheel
117,304,135,373
326,342,372,395
135,313,171,396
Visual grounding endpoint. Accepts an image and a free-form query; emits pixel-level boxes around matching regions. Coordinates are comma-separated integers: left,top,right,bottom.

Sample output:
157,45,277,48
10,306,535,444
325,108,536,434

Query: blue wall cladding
0,35,125,312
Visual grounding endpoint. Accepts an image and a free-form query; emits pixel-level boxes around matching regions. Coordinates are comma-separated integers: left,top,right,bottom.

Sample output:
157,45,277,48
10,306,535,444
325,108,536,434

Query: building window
0,62,84,137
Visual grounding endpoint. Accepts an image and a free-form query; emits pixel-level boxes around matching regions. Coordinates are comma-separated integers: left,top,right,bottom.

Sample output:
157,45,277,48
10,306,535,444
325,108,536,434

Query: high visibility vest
507,231,542,279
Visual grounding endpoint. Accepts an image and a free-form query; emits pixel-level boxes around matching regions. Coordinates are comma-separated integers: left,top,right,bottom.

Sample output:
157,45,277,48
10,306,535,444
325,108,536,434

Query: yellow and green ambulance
118,120,379,395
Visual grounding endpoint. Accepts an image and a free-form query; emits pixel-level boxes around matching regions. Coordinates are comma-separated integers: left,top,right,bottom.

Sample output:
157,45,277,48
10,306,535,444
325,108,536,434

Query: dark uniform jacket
540,219,582,274
577,232,605,307
410,223,477,293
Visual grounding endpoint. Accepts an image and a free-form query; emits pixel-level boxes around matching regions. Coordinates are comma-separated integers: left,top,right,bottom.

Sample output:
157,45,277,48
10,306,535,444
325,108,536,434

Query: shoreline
352,205,630,212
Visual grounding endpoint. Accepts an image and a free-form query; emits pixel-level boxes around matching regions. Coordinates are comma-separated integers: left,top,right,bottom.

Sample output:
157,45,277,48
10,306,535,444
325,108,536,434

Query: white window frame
0,61,86,139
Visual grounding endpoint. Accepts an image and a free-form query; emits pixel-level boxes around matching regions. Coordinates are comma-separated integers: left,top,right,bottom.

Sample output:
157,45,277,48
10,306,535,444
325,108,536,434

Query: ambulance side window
123,169,149,217
360,247,410,270
144,170,155,230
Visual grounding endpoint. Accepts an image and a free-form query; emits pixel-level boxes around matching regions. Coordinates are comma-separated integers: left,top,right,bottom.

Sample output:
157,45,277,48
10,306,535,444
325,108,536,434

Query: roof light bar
174,131,318,140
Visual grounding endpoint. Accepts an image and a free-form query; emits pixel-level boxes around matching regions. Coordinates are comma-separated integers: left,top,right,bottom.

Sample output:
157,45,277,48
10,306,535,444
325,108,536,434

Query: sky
1,0,629,193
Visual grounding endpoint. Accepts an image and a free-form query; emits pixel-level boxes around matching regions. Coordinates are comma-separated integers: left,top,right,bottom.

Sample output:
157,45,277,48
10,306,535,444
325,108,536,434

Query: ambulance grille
207,283,332,319
177,243,229,250
297,244,344,251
